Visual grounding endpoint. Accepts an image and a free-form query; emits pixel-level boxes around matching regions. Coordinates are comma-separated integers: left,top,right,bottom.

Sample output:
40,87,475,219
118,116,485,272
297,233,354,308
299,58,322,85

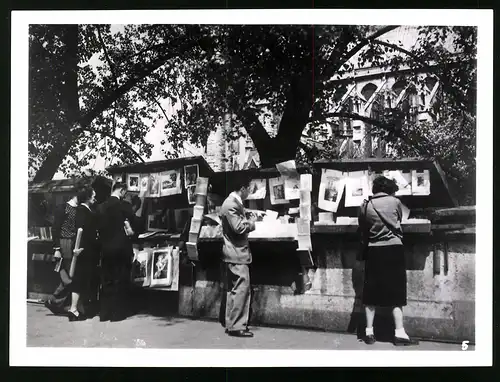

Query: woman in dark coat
68,186,100,321
358,176,418,346
44,189,79,315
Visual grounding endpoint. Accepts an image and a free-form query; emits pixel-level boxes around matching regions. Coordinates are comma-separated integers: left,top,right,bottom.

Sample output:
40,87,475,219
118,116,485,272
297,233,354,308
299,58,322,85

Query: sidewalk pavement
27,303,468,350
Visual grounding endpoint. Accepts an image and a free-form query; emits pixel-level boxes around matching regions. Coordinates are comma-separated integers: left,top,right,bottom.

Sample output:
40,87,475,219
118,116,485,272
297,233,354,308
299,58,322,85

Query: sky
53,25,424,180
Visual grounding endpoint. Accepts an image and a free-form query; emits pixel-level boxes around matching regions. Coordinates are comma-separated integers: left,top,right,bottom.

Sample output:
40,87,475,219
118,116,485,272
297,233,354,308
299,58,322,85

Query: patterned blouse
60,203,77,239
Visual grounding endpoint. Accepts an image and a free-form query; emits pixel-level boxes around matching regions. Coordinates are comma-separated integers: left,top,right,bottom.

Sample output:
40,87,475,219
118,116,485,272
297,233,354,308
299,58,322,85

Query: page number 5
461,340,469,350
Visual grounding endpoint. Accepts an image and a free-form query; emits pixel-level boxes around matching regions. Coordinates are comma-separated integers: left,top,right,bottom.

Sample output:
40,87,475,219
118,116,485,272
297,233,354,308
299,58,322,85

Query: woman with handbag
358,176,418,346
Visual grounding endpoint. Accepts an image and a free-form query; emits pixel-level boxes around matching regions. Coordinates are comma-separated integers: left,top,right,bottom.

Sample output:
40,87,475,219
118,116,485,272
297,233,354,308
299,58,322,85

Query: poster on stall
139,174,150,197
187,185,196,205
150,246,179,290
268,177,288,205
276,159,299,178
127,173,140,192
345,171,370,207
411,169,431,195
195,177,209,196
131,247,152,287
387,170,412,196
246,179,267,200
300,173,313,192
160,169,182,196
184,164,199,188
318,169,344,213
284,176,300,200
148,173,161,198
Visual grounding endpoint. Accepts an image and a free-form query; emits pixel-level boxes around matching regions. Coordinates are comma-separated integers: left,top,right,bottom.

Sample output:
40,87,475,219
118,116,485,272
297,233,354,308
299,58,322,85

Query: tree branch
136,85,170,122
82,127,145,163
96,25,119,87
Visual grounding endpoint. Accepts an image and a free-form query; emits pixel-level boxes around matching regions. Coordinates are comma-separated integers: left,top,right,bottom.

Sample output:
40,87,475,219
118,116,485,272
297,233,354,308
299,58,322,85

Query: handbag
356,199,370,261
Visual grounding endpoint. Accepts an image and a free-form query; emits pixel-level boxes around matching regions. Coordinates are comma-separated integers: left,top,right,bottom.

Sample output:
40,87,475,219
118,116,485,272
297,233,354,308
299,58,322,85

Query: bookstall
27,176,111,300
106,156,215,292
178,158,476,343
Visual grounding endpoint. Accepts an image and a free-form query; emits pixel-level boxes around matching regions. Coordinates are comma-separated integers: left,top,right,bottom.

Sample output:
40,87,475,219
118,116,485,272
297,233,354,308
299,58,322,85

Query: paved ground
27,303,467,350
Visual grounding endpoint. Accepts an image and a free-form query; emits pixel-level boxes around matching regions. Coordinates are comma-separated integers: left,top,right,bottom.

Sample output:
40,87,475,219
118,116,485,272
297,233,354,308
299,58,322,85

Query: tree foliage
29,24,477,205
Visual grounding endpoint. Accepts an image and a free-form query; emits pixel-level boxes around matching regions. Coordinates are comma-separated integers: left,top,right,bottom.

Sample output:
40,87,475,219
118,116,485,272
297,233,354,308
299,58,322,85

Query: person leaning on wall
358,176,419,346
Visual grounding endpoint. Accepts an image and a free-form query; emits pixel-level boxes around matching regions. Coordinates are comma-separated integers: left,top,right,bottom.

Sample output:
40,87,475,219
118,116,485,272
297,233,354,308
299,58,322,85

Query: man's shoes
227,330,254,338
393,336,419,346
225,327,250,334
363,334,376,345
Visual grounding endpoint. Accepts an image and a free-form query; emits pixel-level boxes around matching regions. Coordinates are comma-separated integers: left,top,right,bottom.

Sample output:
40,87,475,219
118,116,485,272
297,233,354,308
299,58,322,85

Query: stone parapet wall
178,232,475,343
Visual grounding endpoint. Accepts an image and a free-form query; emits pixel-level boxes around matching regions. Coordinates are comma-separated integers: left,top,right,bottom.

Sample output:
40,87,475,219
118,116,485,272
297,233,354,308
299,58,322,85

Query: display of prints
318,169,345,213
300,174,313,192
276,160,299,178
246,179,267,200
150,246,179,289
345,171,370,207
187,185,196,205
148,173,161,198
127,173,140,192
268,177,288,205
386,170,412,196
411,169,431,196
297,235,312,251
184,164,199,188
139,174,150,197
284,176,300,200
160,169,182,196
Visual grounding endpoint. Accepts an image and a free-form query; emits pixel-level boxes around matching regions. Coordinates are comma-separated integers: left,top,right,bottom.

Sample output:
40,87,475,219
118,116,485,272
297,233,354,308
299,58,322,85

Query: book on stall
188,232,199,243
189,218,202,234
299,205,311,221
138,231,158,239
296,218,311,236
299,189,311,205
300,174,313,192
186,242,199,261
297,235,312,251
195,177,209,196
193,205,205,220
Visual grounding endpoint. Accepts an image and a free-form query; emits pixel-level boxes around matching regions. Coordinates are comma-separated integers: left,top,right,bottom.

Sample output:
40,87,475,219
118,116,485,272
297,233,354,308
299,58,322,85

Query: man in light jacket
220,177,256,338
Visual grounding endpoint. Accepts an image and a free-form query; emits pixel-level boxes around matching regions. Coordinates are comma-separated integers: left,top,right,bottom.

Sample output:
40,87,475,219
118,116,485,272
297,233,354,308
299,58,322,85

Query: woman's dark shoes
364,334,376,345
44,301,65,316
393,336,419,346
227,330,254,338
68,311,85,322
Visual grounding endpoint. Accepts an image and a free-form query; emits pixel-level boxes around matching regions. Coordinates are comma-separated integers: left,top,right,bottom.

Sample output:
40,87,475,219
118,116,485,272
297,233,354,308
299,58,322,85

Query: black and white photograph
12,9,492,368
184,164,199,187
127,173,140,191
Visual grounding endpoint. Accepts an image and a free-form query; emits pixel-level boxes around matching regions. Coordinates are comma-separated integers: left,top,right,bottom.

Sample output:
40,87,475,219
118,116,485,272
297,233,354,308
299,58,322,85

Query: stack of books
186,177,209,261
296,174,314,267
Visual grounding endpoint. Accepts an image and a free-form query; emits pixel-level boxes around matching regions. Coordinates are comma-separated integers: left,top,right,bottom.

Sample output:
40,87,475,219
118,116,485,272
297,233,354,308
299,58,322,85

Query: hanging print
184,164,199,188
127,173,140,192
246,179,267,200
318,169,345,213
268,177,288,205
160,169,182,196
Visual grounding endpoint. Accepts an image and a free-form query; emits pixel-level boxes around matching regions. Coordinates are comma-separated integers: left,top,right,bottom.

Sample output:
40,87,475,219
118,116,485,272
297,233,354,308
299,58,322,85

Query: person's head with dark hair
77,185,96,205
372,176,399,195
230,174,253,201
111,182,127,199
